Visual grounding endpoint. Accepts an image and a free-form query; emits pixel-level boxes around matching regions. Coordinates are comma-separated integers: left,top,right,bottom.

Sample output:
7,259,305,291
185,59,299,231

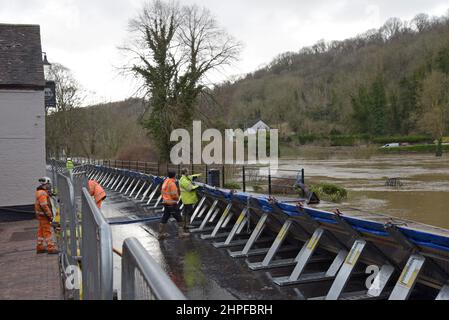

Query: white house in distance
244,120,271,135
0,24,46,214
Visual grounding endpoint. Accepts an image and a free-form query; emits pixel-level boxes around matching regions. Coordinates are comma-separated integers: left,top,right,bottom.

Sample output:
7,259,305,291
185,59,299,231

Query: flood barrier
79,162,449,300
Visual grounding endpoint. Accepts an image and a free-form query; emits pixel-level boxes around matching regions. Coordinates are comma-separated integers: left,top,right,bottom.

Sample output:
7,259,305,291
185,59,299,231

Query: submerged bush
311,183,348,202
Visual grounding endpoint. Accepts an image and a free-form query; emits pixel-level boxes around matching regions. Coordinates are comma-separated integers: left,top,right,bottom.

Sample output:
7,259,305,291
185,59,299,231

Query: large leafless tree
124,0,242,161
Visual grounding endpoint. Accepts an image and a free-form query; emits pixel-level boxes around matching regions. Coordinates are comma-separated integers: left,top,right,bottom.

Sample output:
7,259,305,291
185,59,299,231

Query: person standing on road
159,171,189,240
66,157,74,180
179,169,200,232
35,177,58,254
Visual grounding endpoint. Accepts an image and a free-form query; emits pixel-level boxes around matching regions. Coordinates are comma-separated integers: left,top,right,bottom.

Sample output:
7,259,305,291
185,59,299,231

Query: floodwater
279,147,449,229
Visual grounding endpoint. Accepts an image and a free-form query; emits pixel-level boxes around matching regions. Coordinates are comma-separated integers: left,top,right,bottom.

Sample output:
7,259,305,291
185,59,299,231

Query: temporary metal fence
56,173,79,265
121,237,186,300
81,187,114,300
49,159,186,300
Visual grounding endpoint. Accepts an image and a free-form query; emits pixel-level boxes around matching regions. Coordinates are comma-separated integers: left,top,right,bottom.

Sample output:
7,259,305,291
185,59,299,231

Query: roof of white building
0,24,45,89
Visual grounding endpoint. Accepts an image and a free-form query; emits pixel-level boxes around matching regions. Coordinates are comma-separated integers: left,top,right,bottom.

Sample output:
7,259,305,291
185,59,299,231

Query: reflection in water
184,251,206,289
279,150,449,229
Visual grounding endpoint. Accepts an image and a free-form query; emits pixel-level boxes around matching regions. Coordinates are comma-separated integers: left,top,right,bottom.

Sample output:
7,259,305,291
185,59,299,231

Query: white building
244,120,271,135
0,24,46,212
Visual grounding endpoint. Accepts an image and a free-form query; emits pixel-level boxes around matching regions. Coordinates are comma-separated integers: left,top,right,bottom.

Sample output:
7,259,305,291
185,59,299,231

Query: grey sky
1,0,448,105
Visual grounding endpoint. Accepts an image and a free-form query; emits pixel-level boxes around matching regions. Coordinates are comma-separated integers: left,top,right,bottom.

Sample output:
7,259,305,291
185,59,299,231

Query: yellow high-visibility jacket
179,175,199,205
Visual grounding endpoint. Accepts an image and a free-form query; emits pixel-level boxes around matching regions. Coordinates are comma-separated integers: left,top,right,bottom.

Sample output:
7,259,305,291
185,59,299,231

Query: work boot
36,247,46,254
47,249,59,255
158,224,169,240
178,226,190,238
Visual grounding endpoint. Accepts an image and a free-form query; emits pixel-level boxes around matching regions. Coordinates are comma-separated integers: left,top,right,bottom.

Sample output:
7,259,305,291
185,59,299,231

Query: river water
278,147,449,229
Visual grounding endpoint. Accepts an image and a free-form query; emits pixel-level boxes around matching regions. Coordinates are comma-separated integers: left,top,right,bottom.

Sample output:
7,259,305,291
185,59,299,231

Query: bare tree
45,63,83,158
381,17,403,40
123,0,241,160
411,13,430,32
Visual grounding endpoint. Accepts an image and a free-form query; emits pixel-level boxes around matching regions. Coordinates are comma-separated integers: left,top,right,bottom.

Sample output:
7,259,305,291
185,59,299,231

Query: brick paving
0,218,64,300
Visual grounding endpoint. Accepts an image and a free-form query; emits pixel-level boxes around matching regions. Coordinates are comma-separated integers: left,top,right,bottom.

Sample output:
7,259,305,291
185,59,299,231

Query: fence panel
81,187,113,300
121,237,186,300
56,173,78,264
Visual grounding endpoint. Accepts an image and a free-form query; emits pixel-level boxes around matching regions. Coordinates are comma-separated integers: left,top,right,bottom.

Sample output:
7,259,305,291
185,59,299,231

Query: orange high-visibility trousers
36,215,55,251
96,199,104,209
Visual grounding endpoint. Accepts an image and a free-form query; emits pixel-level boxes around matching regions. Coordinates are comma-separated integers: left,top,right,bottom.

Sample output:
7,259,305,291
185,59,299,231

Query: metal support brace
124,178,136,195
366,264,395,298
221,208,235,228
190,200,218,233
213,208,249,248
96,172,105,184
193,207,208,224
209,208,221,222
389,254,426,300
111,175,123,190
247,219,293,270
436,284,449,300
139,183,153,201
145,185,160,205
201,203,233,240
154,195,162,208
189,196,206,223
229,213,268,257
197,202,209,219
112,174,122,188
103,173,114,186
325,239,367,300
106,174,117,188
92,171,101,180
95,171,104,181
128,180,141,197
134,182,147,199
273,228,325,285
99,172,110,185
102,172,112,184
119,177,130,193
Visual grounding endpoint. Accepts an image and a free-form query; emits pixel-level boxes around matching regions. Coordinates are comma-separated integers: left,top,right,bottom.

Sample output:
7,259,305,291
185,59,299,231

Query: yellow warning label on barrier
277,223,289,240
345,242,364,265
307,235,319,250
236,212,245,224
399,258,420,288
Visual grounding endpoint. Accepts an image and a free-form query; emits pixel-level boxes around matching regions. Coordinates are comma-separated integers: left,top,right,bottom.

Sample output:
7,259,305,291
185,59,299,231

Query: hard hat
67,157,72,161
38,176,52,185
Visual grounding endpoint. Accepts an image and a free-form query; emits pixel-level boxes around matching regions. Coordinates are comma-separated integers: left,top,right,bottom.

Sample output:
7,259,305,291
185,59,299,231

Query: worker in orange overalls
159,171,189,240
88,179,106,209
35,177,58,254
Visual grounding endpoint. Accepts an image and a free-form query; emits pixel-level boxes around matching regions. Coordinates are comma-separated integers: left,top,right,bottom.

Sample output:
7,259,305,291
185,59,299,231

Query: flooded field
279,147,449,229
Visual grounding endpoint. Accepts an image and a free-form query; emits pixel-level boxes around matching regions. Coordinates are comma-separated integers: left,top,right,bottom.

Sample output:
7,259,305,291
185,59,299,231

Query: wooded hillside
208,12,449,142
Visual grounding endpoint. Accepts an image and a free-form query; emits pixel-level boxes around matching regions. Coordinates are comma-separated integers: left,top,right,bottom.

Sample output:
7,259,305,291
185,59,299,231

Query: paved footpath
0,218,63,300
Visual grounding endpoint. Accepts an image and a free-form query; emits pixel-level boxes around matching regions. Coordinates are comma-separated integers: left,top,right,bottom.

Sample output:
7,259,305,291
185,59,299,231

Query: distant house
244,120,271,135
0,24,46,213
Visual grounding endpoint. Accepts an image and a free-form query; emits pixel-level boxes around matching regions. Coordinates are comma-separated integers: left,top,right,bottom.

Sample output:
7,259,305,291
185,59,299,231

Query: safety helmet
67,157,72,161
38,176,52,186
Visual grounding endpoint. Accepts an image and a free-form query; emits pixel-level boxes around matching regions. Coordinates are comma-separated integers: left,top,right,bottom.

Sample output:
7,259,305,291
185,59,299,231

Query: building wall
0,90,45,207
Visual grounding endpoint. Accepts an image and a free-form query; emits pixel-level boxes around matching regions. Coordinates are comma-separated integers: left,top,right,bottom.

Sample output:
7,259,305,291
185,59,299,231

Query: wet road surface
103,191,309,300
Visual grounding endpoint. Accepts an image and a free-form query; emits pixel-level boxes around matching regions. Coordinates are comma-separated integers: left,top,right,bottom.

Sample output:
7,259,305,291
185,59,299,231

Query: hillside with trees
208,12,449,144
46,10,449,160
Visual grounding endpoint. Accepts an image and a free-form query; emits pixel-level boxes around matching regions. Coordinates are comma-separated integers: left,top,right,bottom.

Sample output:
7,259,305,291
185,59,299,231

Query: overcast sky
1,0,448,105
